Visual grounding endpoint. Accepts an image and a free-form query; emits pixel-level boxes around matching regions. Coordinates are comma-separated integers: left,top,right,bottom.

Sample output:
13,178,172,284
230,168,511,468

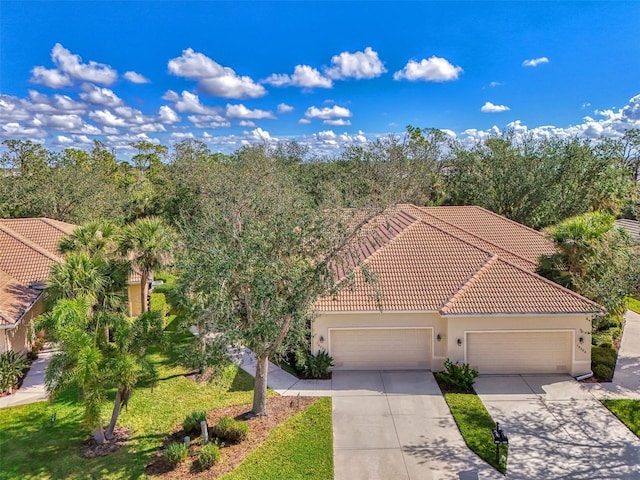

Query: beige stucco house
0,218,144,354
312,205,600,376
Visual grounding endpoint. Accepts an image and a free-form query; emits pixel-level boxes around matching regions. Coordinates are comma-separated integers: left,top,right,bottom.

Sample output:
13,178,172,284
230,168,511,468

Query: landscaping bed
146,395,319,479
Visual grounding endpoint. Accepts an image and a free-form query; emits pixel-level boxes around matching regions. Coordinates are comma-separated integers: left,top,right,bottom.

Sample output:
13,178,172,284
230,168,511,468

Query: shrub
592,346,617,369
594,364,613,380
0,351,29,394
198,443,220,470
183,411,207,434
302,350,334,379
149,292,168,316
439,358,478,392
164,441,188,468
212,416,249,444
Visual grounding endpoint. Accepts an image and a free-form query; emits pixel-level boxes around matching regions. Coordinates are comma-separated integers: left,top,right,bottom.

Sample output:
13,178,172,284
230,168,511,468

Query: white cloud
298,118,311,125
158,105,180,124
89,109,129,127
32,113,84,130
30,66,73,88
488,81,504,88
277,103,294,114
187,114,230,129
55,135,74,145
324,118,352,126
26,91,87,114
326,47,386,79
238,120,256,127
2,122,46,137
264,65,333,88
522,57,549,67
123,71,150,83
394,56,463,82
162,90,219,114
79,84,124,108
225,104,275,119
481,102,511,113
168,48,265,99
30,43,118,87
247,127,272,143
304,105,352,121
171,132,195,140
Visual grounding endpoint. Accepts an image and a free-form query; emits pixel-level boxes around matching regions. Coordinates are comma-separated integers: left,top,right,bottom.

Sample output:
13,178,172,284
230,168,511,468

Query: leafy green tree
178,147,376,415
120,217,176,314
537,212,640,325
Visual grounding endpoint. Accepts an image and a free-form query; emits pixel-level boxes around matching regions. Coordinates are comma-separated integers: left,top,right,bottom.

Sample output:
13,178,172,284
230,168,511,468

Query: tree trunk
105,388,123,440
251,353,269,416
140,272,149,314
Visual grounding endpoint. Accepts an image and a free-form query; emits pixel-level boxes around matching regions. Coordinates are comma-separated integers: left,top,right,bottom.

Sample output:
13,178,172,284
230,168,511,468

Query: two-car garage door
331,328,432,370
467,331,573,374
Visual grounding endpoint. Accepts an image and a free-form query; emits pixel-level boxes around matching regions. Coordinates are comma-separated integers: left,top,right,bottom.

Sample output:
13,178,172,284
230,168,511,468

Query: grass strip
221,397,333,480
443,392,508,474
602,399,640,437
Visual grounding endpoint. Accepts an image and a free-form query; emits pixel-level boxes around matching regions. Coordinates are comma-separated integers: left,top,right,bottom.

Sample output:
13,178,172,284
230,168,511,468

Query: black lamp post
491,421,508,464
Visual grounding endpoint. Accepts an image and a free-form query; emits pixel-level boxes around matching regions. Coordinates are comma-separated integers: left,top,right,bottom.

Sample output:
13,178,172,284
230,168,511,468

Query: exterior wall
445,314,593,376
127,283,143,317
0,297,44,354
312,312,446,371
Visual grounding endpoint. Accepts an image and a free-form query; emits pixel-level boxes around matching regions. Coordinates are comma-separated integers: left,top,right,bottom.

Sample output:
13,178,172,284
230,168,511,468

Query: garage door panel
331,329,431,370
467,331,572,374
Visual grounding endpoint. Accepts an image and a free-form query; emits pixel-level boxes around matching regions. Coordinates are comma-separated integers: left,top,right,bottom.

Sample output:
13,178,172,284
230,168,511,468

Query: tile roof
616,219,640,244
0,218,74,326
315,205,600,315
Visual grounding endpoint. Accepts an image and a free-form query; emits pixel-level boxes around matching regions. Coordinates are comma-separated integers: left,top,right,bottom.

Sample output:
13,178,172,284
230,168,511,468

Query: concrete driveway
332,370,502,480
475,375,640,479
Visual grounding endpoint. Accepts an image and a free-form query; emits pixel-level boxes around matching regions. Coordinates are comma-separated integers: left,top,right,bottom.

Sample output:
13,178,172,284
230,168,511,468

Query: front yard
0,343,332,479
602,399,640,438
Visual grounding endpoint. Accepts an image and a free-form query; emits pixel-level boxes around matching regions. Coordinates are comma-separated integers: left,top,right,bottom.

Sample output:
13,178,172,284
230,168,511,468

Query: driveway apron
332,370,502,480
475,375,640,479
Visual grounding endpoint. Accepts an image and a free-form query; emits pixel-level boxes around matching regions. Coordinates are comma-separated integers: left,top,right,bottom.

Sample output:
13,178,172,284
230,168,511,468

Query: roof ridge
0,222,64,265
411,206,537,266
439,254,499,314
492,255,604,311
39,217,75,236
471,206,547,238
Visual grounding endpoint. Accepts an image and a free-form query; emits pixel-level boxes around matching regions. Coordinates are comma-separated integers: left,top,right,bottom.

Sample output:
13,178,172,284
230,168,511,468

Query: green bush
164,441,188,468
594,364,613,380
149,292,168,315
182,410,207,434
302,350,334,379
212,416,249,444
592,346,617,369
0,351,29,394
198,443,220,470
439,358,479,392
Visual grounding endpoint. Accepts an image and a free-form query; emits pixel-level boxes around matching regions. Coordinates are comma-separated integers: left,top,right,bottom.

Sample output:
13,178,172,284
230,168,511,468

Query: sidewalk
584,310,640,399
234,346,332,397
0,345,54,409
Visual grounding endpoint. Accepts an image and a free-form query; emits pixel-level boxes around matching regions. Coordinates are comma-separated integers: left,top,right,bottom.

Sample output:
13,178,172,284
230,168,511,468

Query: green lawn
442,393,508,474
221,397,333,480
626,296,640,314
602,399,640,437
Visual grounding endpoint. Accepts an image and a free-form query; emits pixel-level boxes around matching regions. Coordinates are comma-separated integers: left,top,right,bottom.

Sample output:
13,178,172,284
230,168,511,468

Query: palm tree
120,217,175,314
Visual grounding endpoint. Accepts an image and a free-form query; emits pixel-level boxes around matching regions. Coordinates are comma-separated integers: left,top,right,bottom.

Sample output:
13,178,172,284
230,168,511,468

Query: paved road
332,370,502,480
475,375,640,479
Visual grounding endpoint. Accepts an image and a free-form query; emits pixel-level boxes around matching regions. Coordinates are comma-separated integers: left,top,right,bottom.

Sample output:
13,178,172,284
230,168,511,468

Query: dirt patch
145,395,318,479
79,427,131,458
184,367,218,383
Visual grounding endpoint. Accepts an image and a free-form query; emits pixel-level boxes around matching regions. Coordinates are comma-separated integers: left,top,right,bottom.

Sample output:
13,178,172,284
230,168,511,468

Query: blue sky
1,1,639,155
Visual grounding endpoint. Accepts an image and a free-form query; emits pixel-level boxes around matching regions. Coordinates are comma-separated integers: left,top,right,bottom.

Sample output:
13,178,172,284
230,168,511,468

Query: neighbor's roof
315,205,600,315
0,218,75,326
616,219,640,244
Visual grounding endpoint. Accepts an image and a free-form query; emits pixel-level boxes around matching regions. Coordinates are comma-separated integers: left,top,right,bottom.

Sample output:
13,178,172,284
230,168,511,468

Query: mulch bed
79,427,132,458
145,395,318,479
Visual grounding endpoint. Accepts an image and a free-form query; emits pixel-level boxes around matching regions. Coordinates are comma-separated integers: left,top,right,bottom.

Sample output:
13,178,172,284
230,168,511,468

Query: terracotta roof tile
0,270,40,326
0,218,75,254
315,205,600,315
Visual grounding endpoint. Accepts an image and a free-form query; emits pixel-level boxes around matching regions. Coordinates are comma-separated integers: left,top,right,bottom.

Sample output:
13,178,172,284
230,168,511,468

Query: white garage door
467,331,572,374
330,328,432,370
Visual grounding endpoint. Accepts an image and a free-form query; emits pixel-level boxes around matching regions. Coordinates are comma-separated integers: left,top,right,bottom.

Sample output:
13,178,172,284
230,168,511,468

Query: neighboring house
615,218,640,244
312,205,600,376
0,218,145,354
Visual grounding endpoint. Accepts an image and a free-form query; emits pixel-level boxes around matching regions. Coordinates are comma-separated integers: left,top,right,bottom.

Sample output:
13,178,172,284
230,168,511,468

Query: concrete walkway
332,370,502,480
0,345,54,409
234,346,332,397
585,309,640,399
476,375,640,479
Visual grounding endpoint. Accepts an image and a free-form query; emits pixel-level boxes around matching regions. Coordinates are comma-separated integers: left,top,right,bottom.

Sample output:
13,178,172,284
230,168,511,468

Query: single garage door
330,328,432,370
467,331,572,374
